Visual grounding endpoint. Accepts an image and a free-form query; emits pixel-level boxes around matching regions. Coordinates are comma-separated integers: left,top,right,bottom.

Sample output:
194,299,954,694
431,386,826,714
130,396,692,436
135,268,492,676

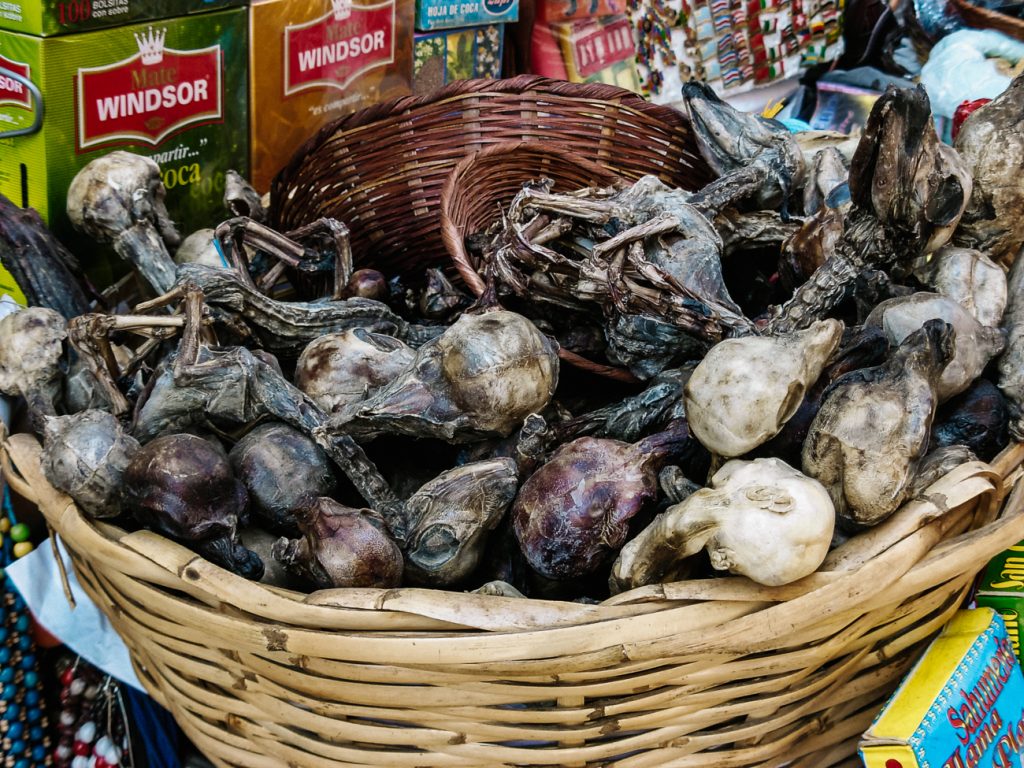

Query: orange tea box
249,0,414,192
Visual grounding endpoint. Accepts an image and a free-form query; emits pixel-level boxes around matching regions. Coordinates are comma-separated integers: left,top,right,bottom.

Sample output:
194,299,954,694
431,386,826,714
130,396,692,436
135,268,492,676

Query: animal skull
611,457,834,591
66,151,180,294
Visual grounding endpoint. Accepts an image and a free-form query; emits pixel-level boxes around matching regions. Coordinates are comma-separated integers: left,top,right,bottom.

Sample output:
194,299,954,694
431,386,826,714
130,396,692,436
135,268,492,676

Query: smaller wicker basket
269,76,714,281
440,140,634,381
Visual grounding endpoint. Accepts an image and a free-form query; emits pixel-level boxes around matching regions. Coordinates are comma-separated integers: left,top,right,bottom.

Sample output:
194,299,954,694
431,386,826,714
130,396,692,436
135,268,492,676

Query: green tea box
0,8,248,283
0,0,248,38
975,540,1024,661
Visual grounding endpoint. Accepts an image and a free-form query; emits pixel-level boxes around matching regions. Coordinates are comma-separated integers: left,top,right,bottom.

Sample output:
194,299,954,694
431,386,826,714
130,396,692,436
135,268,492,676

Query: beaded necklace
0,490,51,768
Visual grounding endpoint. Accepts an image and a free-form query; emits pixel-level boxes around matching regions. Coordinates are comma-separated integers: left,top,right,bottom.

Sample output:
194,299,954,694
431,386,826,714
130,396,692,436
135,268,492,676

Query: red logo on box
0,54,31,109
284,0,396,95
77,27,223,149
571,18,635,78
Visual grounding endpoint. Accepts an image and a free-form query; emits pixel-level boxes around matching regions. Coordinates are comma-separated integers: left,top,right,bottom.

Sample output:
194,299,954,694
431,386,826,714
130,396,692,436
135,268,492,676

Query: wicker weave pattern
4,434,1023,768
269,76,715,280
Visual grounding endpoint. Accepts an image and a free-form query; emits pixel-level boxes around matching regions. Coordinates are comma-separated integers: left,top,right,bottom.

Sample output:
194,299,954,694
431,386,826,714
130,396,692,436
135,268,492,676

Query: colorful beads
12,542,33,559
8,523,29,543
1,499,52,766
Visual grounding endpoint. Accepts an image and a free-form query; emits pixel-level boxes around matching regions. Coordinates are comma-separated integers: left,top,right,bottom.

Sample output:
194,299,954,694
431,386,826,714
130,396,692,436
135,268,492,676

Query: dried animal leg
553,367,691,443
68,312,186,416
715,209,801,257
142,264,441,357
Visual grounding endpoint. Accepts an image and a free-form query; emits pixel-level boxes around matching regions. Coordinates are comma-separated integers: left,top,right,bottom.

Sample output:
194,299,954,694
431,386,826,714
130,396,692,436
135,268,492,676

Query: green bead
9,524,30,544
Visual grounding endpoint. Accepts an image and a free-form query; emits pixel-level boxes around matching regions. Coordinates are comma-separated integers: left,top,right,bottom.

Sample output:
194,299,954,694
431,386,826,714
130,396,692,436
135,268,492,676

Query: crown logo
332,0,352,20
134,26,166,66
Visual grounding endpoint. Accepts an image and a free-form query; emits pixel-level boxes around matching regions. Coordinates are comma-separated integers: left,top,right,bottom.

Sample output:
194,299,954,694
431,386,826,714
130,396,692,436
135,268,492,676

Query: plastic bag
920,29,1024,117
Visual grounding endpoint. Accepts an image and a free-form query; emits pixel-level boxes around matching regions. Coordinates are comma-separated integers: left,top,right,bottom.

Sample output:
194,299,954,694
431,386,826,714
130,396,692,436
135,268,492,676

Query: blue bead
10,739,25,755
17,635,31,652
5,703,19,719
0,647,12,664
1,684,16,700
11,594,24,610
24,690,39,706
0,668,13,683
31,746,46,761
29,726,43,741
26,707,41,723
19,653,34,670
23,671,37,687
13,759,29,768
14,615,28,632
0,626,8,643
6,721,23,739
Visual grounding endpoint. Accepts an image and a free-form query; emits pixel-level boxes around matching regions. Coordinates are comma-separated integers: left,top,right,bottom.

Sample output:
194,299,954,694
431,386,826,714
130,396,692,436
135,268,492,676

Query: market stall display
2,0,1024,760
0,64,1022,767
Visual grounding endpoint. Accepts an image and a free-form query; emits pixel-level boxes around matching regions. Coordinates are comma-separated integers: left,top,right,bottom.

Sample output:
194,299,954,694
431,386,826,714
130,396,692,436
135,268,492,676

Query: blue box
859,608,1024,768
415,0,517,32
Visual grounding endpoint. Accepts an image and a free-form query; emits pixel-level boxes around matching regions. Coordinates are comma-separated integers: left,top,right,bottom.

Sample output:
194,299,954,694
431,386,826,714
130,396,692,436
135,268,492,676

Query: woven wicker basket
269,76,714,281
4,431,1023,768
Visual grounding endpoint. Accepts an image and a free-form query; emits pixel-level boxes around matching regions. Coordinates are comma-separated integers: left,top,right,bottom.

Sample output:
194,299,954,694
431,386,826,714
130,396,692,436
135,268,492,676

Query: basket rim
4,431,1023,660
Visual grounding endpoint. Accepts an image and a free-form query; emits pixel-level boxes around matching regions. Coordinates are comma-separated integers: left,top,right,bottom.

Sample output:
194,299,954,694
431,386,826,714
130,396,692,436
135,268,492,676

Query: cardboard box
415,0,516,32
531,15,639,92
975,541,1024,661
0,264,26,305
412,23,501,95
0,7,249,285
537,0,623,23
0,0,247,38
249,0,413,192
859,608,1024,768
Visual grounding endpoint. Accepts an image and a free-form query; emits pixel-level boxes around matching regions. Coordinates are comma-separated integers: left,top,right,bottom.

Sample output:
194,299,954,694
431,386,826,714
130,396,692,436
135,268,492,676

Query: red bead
61,666,76,686
94,759,111,768
73,741,91,756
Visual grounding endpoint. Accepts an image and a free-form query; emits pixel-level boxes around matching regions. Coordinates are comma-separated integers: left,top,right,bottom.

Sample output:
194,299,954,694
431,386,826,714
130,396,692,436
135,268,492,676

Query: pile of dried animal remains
2,78,1022,603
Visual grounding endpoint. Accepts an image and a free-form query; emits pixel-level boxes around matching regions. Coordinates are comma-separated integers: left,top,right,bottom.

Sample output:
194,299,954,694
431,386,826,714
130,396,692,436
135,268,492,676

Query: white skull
611,457,835,591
